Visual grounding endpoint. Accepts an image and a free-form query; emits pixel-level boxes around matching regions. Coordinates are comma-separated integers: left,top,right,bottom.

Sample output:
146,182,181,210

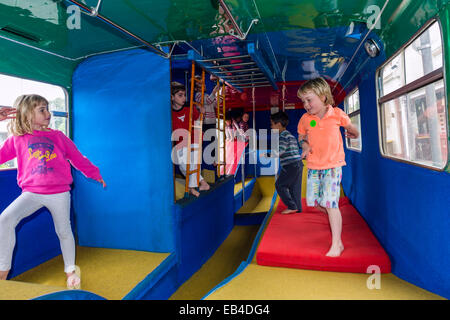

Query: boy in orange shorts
297,78,359,257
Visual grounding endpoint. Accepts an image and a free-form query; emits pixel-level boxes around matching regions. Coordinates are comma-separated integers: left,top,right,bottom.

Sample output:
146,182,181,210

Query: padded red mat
256,198,391,273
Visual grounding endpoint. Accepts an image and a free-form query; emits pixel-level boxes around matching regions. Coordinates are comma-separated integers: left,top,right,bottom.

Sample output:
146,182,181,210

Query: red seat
256,197,391,273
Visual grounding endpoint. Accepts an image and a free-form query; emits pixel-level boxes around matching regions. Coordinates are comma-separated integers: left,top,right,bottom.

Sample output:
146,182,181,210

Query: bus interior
0,0,448,300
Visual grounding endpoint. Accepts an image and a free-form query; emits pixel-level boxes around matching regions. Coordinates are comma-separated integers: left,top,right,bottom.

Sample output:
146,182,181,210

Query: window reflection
381,80,447,168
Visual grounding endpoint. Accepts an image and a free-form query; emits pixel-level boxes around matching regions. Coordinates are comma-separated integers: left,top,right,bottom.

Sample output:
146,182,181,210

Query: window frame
344,87,362,152
376,18,448,171
0,73,69,171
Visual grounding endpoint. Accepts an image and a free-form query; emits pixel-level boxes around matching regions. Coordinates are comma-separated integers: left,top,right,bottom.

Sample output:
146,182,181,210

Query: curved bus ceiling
0,0,446,91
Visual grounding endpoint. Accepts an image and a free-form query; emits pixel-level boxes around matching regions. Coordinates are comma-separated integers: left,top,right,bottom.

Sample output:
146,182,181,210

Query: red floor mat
256,198,391,273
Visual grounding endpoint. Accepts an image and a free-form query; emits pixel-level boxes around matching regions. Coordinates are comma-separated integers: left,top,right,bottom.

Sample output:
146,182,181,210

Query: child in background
0,94,106,289
225,111,235,142
238,112,250,141
239,112,249,133
194,74,221,132
264,111,304,214
297,77,359,257
171,82,210,197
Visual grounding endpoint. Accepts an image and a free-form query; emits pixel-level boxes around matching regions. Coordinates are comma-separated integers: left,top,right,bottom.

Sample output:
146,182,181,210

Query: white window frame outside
376,19,448,171
0,74,68,170
344,87,362,152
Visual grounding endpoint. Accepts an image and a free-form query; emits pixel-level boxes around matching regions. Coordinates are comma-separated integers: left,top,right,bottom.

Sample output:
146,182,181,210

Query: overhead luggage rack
188,42,278,92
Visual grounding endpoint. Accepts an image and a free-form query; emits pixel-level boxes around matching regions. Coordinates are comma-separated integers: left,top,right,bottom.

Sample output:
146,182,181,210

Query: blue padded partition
174,177,235,284
0,170,62,278
72,49,174,252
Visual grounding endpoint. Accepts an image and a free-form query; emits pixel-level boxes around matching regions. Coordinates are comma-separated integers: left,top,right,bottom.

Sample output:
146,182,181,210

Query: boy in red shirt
171,82,210,197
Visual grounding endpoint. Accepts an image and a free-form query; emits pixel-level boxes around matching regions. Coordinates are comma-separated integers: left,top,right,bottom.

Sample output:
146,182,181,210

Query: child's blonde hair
9,94,48,136
297,77,335,106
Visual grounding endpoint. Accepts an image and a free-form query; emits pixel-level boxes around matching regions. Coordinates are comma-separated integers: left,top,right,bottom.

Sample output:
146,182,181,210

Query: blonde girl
0,94,105,289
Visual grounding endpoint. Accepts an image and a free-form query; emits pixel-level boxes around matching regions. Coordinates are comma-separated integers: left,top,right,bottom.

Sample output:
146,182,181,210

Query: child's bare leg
315,204,327,213
325,207,344,257
0,270,9,280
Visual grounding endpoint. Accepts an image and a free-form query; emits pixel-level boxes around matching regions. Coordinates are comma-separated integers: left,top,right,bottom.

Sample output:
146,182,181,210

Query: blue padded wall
342,74,450,299
72,49,174,252
174,178,235,284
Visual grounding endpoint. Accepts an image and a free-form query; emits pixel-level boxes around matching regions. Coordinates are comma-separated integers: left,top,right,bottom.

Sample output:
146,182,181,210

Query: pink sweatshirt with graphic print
0,129,102,194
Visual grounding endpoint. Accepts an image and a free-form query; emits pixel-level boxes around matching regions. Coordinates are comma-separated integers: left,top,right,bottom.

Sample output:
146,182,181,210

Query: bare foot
281,209,297,214
0,270,9,280
189,188,200,197
326,242,344,257
199,180,210,191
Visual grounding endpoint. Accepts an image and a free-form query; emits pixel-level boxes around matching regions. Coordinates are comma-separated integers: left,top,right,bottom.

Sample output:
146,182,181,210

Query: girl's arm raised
0,136,16,165
60,132,105,188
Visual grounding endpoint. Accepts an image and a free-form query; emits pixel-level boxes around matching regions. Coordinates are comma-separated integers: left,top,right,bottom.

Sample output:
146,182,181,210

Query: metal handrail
66,0,169,58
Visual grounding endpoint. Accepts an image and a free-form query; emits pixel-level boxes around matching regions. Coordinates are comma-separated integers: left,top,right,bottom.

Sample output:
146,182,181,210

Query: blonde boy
297,78,359,257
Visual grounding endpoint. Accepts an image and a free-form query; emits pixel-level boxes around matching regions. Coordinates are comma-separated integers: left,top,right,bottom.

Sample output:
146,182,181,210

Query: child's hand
300,142,311,159
345,130,358,139
300,149,309,159
98,179,107,188
344,124,359,139
0,107,16,121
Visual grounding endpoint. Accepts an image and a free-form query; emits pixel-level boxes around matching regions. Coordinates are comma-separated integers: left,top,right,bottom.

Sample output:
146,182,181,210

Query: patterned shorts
306,167,342,209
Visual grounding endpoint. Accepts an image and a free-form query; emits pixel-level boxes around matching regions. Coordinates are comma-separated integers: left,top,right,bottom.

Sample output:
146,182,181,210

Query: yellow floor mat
234,178,254,195
236,185,262,213
175,170,217,201
205,263,444,300
236,176,275,214
12,246,169,300
175,178,186,200
208,188,444,300
0,280,67,300
170,225,260,300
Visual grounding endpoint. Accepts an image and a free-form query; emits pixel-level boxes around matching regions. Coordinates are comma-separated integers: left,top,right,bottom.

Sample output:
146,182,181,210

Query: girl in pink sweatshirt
0,94,105,289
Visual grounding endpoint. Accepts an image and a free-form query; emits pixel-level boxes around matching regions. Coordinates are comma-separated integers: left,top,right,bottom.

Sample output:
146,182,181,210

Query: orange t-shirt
297,106,351,170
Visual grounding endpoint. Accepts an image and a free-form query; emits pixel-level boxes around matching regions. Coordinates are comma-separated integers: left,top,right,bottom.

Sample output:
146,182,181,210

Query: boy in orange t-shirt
297,77,359,257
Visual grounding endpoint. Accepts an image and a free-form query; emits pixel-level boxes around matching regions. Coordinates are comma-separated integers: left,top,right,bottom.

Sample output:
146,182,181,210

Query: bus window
377,20,448,170
344,88,362,151
0,74,68,170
